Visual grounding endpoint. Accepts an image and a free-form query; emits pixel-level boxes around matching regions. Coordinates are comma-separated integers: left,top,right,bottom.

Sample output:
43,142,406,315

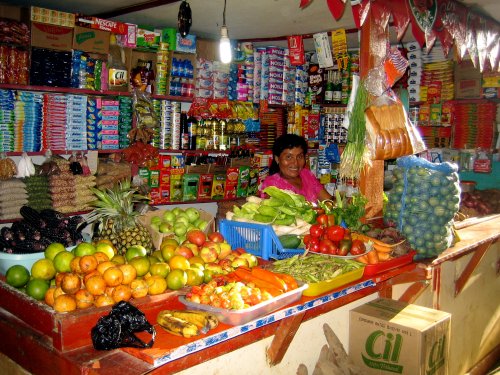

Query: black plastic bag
91,301,156,350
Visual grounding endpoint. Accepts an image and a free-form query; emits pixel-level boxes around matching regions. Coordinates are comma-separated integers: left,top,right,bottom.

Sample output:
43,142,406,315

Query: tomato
318,239,335,254
187,229,207,246
303,234,312,246
350,239,366,255
208,232,225,243
325,225,345,242
327,214,336,227
307,237,320,252
309,224,324,238
316,214,329,226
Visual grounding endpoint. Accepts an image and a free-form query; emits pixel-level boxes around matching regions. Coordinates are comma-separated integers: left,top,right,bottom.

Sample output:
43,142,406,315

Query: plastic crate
219,219,304,260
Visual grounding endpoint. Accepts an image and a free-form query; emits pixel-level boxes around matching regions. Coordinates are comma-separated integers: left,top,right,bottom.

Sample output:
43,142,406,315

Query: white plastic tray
178,283,308,326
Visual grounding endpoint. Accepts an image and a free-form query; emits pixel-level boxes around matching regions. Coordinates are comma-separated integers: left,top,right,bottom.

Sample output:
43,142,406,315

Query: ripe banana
157,310,219,338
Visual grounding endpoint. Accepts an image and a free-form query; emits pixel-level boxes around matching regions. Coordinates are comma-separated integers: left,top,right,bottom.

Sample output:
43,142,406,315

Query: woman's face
276,147,305,179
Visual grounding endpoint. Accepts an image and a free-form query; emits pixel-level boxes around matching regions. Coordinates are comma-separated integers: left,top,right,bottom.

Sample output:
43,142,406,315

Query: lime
26,278,50,300
6,265,30,288
53,251,75,273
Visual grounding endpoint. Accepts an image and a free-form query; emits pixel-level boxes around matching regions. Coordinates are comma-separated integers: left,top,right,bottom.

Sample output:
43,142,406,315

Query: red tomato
325,225,345,242
309,224,324,238
303,234,312,246
316,214,329,226
307,237,320,252
319,239,336,254
350,239,366,255
208,232,225,243
187,229,207,246
327,214,336,227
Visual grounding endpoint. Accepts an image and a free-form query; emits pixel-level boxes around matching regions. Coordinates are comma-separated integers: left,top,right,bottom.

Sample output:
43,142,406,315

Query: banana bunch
157,310,219,338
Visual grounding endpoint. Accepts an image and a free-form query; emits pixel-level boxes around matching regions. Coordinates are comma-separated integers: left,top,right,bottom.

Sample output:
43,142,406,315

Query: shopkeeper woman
259,134,332,203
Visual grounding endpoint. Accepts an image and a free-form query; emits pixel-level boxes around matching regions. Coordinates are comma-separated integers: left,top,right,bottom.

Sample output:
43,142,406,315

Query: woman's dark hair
269,134,308,175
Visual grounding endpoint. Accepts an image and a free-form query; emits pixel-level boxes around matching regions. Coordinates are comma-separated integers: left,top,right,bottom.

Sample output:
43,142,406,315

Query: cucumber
278,234,301,249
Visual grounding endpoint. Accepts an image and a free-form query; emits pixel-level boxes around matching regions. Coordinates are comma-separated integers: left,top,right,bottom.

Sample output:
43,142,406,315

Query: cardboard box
176,33,196,54
73,26,110,54
137,26,160,50
138,209,214,250
224,167,239,199
349,298,451,375
454,60,482,99
30,6,74,27
169,168,184,202
75,16,128,34
31,22,73,51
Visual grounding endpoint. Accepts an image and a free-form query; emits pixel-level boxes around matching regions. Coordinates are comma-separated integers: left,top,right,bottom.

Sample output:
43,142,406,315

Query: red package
287,35,305,66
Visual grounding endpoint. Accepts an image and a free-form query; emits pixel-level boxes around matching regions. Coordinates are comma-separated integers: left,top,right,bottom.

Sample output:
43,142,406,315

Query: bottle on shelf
186,115,198,150
108,34,128,92
324,70,334,104
180,113,189,150
332,71,342,104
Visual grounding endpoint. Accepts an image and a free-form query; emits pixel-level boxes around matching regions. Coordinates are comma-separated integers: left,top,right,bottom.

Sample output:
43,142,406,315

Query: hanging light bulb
219,0,232,64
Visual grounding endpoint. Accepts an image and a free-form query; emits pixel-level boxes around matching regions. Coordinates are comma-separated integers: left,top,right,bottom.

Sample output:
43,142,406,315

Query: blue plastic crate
219,219,304,260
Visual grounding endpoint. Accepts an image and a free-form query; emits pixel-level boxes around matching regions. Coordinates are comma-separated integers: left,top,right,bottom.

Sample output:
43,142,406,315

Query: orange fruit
55,272,67,287
44,286,57,306
96,261,117,275
61,273,81,295
105,286,115,296
93,251,110,264
94,294,114,308
70,256,82,274
168,255,190,271
112,284,132,303
79,255,98,274
188,256,205,267
130,279,149,299
53,286,66,300
119,264,137,285
75,289,94,309
111,255,126,265
83,269,100,284
103,266,124,287
166,269,187,290
85,275,106,296
53,294,77,313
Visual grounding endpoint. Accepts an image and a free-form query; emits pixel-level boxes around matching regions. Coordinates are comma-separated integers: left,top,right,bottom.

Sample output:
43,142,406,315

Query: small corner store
0,1,499,374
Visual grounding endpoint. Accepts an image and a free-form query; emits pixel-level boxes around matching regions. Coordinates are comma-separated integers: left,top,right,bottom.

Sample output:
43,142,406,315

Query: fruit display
456,189,500,220
157,309,218,338
140,207,211,248
0,207,85,254
86,180,154,255
384,156,460,258
226,186,317,236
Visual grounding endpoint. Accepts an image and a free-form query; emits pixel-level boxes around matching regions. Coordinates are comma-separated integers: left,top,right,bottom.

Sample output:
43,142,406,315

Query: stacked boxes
118,96,133,148
99,99,119,150
253,48,263,103
267,46,285,105
65,94,87,151
405,42,422,103
282,51,296,106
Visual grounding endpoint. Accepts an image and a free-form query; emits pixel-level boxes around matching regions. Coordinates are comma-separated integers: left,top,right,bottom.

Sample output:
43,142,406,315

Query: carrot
367,250,379,265
251,267,288,292
233,268,283,297
377,251,391,261
273,272,299,291
355,254,369,264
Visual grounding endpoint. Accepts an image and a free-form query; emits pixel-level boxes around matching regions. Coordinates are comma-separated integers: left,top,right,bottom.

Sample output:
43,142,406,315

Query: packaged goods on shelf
95,159,131,190
24,174,52,211
0,178,28,220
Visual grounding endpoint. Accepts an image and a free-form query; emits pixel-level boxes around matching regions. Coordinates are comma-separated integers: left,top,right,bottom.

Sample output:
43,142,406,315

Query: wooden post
358,9,387,219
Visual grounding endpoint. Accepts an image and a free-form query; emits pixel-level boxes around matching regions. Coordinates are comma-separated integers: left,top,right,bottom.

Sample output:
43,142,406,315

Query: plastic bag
91,301,156,351
16,152,36,178
364,92,426,160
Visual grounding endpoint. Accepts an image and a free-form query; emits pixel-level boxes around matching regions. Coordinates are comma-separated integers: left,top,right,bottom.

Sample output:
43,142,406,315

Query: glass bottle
108,34,128,92
324,71,334,104
180,113,189,150
187,116,198,150
332,71,342,104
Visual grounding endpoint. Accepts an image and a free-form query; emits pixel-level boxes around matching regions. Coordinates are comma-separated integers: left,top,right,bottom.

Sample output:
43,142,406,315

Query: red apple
199,246,218,263
202,241,221,256
204,262,224,275
238,253,258,267
208,232,225,243
183,242,199,256
218,242,232,260
175,245,194,259
217,258,234,273
186,229,207,247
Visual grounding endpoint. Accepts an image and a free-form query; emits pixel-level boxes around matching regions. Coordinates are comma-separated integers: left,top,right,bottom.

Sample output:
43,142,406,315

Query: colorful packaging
211,173,226,200
182,173,200,201
198,173,214,200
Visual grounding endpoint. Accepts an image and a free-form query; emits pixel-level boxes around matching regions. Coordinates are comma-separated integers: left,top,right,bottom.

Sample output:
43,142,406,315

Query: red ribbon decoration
326,0,346,20
299,0,313,8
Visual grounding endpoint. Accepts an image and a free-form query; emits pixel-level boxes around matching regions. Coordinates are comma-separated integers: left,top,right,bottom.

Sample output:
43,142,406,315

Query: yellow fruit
166,269,187,290
160,244,176,262
130,279,149,298
128,256,151,277
146,275,167,295
31,259,56,281
96,261,117,275
103,266,124,287
44,286,57,306
186,267,204,286
5,265,30,288
95,242,116,260
85,275,106,296
119,264,137,285
149,262,170,278
94,294,114,308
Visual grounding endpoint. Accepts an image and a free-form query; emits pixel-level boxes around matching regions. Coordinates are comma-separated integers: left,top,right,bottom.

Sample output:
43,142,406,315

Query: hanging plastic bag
91,301,156,351
16,152,36,178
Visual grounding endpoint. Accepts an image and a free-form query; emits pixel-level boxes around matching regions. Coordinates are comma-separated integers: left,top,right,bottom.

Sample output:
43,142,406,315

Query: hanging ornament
326,0,346,21
178,0,192,37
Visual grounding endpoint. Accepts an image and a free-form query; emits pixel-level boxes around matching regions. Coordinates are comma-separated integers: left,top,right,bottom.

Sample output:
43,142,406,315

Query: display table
0,216,498,375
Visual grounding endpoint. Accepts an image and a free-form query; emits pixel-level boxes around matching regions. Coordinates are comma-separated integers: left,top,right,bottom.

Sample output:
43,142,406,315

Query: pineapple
86,180,153,255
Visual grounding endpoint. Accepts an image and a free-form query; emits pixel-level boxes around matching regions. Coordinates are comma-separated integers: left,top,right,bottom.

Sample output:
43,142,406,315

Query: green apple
159,222,172,233
171,207,183,217
176,216,190,226
125,245,148,262
162,210,176,223
185,207,200,223
174,223,188,237
150,215,162,225
197,219,209,231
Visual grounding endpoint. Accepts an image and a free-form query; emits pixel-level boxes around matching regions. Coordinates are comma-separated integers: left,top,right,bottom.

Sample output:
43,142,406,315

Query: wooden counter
0,216,498,375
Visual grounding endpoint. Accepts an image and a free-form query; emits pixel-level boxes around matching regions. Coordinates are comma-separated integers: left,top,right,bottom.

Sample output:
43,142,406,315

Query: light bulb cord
223,0,227,27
